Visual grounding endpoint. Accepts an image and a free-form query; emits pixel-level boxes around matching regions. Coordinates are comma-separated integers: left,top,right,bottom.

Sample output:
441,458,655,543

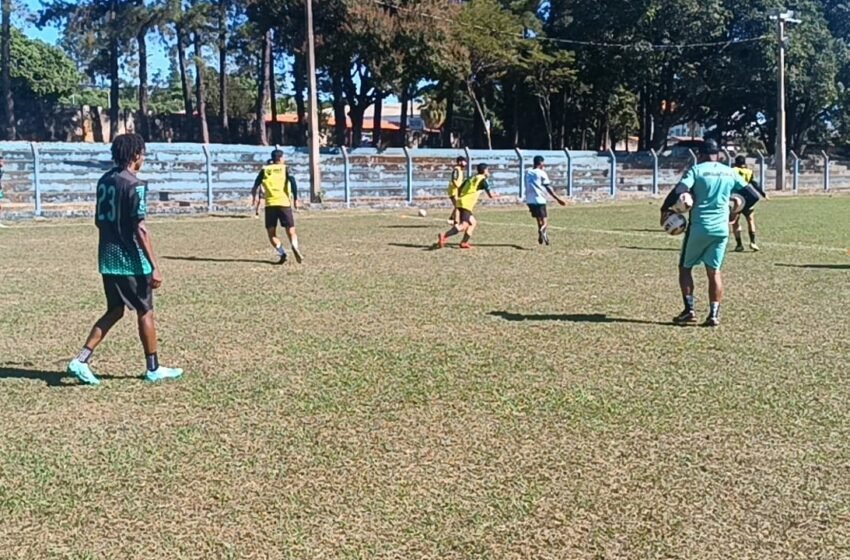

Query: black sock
146,353,159,372
683,295,695,312
750,233,757,244
76,346,94,364
461,233,471,243
734,233,743,246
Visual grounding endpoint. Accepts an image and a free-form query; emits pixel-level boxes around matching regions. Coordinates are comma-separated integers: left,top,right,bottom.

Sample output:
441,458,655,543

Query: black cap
700,139,720,155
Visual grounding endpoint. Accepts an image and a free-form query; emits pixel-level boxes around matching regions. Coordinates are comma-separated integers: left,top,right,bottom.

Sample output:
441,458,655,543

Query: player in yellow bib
251,150,303,264
731,155,767,252
446,156,467,225
437,163,496,249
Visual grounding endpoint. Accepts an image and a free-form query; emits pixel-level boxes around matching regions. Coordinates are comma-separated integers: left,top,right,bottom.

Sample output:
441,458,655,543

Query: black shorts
527,204,548,219
103,274,154,312
265,206,294,229
458,208,474,224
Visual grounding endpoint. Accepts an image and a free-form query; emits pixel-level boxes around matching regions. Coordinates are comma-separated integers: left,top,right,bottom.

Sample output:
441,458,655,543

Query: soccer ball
729,194,745,216
671,192,694,214
418,209,428,218
663,212,688,236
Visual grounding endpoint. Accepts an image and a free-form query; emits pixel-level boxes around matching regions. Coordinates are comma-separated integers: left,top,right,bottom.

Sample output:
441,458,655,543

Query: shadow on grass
388,242,436,251
389,242,529,251
489,311,671,326
619,245,678,252
775,263,850,270
612,228,665,233
209,214,254,220
0,366,124,387
163,255,277,265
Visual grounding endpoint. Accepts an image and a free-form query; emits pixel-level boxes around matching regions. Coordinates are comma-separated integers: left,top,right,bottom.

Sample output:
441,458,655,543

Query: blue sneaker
144,366,184,383
67,359,101,386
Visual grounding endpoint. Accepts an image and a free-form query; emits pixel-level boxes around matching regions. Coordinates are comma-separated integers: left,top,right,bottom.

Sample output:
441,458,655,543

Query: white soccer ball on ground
418,208,428,218
671,192,694,214
663,212,688,236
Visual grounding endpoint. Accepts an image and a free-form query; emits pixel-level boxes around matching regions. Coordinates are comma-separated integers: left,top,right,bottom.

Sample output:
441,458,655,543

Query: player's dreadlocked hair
111,133,146,169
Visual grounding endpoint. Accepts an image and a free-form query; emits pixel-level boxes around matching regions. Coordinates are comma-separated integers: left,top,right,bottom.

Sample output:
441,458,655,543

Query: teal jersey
679,161,749,237
96,168,153,276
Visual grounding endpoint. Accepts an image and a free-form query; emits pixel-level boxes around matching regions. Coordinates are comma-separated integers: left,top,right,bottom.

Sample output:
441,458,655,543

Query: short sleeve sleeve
541,171,552,186
679,166,697,190
131,183,147,221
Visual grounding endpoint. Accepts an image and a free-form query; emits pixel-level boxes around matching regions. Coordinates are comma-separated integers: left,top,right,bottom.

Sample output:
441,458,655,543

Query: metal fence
1,142,848,217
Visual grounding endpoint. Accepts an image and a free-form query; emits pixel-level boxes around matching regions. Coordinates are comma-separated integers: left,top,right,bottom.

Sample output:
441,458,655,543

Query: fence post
341,146,351,208
722,148,732,167
563,149,573,198
650,149,659,195
202,144,213,213
688,149,698,167
822,150,830,192
403,146,414,205
514,147,525,199
30,142,42,217
757,151,766,188
463,146,472,177
789,151,799,194
607,148,617,198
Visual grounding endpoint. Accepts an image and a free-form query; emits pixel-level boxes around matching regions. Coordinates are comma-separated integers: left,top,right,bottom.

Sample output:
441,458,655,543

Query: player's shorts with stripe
103,274,154,312
680,231,729,270
265,206,294,229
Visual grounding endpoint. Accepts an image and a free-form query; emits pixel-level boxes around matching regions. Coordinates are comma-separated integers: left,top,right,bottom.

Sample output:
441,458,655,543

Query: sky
19,0,173,84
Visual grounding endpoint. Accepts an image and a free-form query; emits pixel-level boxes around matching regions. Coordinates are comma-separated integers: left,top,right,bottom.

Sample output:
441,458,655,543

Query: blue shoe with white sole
67,359,101,386
144,366,184,383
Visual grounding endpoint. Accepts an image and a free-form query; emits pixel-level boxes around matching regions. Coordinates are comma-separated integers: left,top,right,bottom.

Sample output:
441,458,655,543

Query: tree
1,0,14,140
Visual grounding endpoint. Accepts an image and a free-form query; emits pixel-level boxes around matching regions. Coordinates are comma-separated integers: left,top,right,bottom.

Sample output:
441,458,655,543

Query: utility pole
771,9,800,191
305,0,322,202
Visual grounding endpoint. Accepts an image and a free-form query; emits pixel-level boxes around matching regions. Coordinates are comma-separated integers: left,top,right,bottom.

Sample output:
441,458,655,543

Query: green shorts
680,231,728,270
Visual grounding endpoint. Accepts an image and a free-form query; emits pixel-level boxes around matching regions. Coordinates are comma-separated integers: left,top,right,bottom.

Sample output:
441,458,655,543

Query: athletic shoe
750,243,760,252
292,246,304,264
144,366,184,383
0,223,8,229
459,242,473,250
67,359,100,386
277,253,288,265
437,233,448,249
703,316,720,328
673,309,697,325
734,245,745,252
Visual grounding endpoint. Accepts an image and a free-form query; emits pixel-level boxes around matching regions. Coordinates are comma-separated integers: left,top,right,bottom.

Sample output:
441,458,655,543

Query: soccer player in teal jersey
661,139,749,327
67,134,183,385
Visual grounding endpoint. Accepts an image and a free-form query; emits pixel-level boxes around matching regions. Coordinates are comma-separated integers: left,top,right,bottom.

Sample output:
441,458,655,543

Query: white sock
276,245,286,256
291,238,299,251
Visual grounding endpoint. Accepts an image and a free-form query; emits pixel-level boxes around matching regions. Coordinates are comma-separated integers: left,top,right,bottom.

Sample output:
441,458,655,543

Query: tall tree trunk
372,89,383,147
293,51,307,146
269,35,279,146
176,23,194,139
1,0,14,140
466,82,491,149
108,1,120,140
400,86,409,145
194,33,209,144
511,81,520,147
218,0,229,138
331,70,347,146
442,84,454,148
137,26,150,140
255,30,270,145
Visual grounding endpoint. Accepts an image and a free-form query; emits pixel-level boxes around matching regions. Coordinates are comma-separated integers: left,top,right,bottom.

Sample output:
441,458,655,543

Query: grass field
1,196,849,559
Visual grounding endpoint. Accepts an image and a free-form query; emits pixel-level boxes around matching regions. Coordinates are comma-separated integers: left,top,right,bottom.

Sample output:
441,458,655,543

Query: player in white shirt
525,156,566,245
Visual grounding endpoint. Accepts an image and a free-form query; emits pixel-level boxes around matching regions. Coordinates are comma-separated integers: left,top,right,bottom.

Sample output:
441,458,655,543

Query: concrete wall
1,142,847,218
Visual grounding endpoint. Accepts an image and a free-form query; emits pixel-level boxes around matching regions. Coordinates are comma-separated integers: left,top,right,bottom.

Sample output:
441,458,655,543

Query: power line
371,0,770,51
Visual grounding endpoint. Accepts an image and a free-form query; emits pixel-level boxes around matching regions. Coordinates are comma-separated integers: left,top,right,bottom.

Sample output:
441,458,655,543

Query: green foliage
10,28,80,99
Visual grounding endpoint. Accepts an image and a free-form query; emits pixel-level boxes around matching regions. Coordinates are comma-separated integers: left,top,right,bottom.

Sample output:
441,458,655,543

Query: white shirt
525,168,552,205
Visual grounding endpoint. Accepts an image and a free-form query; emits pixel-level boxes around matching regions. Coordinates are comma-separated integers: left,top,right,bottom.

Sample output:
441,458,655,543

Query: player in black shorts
732,156,767,252
67,134,183,385
252,150,302,264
